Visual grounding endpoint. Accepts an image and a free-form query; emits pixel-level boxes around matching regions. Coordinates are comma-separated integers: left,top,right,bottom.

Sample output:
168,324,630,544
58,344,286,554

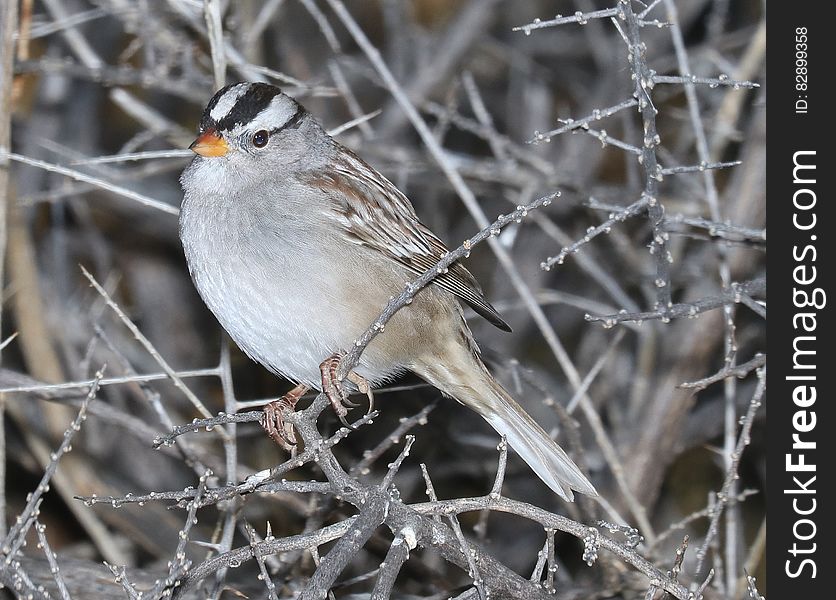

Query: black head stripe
198,83,285,133
216,83,283,132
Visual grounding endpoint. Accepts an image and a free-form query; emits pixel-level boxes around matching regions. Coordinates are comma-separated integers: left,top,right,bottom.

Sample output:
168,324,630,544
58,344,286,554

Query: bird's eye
252,130,269,148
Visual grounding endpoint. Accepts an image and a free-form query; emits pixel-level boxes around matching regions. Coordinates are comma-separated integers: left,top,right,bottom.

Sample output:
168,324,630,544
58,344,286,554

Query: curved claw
261,406,297,452
261,384,308,453
277,424,297,449
347,370,375,416
341,397,362,409
319,352,375,429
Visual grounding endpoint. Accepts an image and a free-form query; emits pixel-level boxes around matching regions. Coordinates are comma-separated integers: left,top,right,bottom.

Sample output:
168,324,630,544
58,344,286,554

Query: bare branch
680,353,766,391
513,8,621,34
3,152,179,215
694,365,766,576
585,278,765,326
33,522,71,600
2,367,104,554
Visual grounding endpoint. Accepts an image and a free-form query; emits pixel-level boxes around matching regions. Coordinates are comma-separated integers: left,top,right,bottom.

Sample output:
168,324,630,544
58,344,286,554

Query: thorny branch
585,278,765,326
81,198,690,598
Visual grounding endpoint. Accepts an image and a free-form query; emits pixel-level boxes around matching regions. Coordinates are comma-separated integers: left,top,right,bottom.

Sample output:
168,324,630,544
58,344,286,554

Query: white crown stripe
209,84,251,123
250,95,300,131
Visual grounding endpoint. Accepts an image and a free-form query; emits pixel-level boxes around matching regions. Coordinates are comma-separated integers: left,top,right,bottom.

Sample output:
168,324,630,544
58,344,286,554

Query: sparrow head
187,83,328,174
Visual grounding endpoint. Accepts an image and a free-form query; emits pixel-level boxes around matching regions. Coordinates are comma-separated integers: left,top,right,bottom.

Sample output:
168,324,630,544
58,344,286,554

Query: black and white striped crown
199,82,304,134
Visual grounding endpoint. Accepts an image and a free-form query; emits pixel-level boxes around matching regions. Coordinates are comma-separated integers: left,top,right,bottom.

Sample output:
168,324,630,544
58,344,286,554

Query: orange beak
189,129,229,157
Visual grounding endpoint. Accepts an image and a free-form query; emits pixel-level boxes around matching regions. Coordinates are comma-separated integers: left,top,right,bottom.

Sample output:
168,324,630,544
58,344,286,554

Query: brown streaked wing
299,149,511,332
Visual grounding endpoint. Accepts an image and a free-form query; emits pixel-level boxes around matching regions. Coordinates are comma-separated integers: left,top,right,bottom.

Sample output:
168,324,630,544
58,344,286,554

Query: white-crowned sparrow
179,82,597,501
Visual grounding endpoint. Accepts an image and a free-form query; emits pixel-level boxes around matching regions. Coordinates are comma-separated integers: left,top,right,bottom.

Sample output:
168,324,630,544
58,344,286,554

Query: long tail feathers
479,376,597,501
415,355,597,502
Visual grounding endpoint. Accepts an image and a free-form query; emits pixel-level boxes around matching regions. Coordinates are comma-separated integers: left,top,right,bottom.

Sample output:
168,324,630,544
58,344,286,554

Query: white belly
181,212,406,388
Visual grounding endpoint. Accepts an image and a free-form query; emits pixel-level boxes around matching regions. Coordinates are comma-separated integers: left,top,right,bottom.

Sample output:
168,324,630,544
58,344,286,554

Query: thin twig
0,558,53,600
659,160,741,175
2,367,104,556
489,436,508,498
245,523,280,600
541,196,649,271
693,365,766,575
34,521,71,600
652,74,758,89
566,331,656,542
411,495,689,599
146,469,210,599
0,0,16,541
379,435,415,491
3,152,179,215
203,0,226,89
649,489,757,552
0,366,220,394
528,98,638,144
422,464,486,600
103,562,141,600
327,109,382,137
177,519,355,595
619,0,672,312
512,8,621,35
73,149,193,164
81,267,220,424
680,353,765,391
585,279,765,326
350,404,435,478
544,528,556,593
420,464,442,526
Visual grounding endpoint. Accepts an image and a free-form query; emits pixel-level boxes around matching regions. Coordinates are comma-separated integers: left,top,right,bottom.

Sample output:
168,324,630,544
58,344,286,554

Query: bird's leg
319,352,375,428
261,383,309,453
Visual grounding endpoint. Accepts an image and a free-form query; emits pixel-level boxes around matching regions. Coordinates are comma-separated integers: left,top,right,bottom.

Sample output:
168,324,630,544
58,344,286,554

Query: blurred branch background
0,0,765,598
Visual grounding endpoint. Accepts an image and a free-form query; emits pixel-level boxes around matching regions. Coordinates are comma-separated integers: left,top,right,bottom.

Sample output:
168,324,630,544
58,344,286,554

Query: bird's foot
261,383,309,453
319,352,375,429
